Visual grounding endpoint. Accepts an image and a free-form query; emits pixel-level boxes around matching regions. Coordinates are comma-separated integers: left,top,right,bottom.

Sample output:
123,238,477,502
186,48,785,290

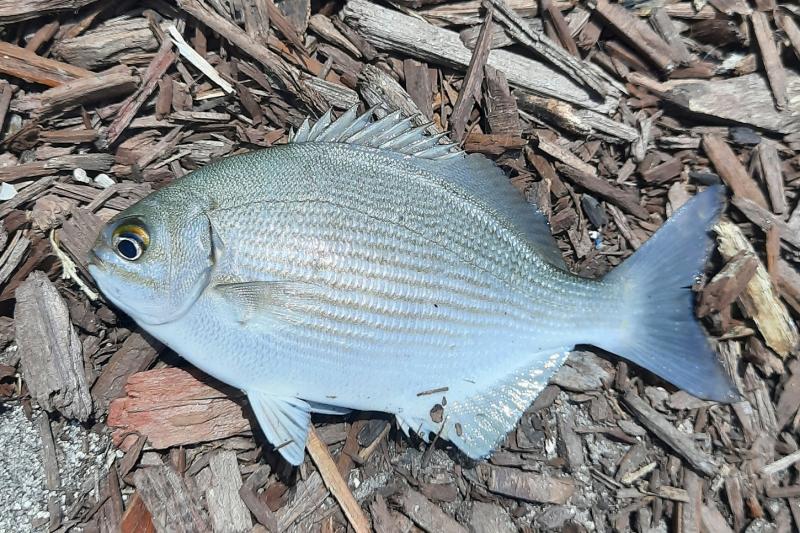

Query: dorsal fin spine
290,106,459,160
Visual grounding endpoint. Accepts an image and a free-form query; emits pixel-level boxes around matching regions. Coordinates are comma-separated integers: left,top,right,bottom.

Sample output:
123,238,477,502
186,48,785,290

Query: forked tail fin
600,185,739,402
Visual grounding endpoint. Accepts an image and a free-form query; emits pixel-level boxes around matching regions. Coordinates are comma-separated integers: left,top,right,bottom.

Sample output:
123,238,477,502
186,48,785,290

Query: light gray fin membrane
289,106,460,160
398,347,571,459
247,391,311,466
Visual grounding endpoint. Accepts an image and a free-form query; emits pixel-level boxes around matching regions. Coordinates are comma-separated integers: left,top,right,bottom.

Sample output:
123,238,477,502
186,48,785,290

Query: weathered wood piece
264,0,306,50
343,0,618,113
450,7,494,141
702,135,769,209
206,450,253,533
90,332,161,417
395,487,468,533
715,221,799,357
168,26,234,95
651,8,692,66
307,426,371,533
52,16,164,69
622,391,717,476
0,0,99,23
660,73,800,134
177,0,328,113
541,0,578,56
488,0,612,96
0,154,115,182
487,466,575,504
107,367,251,450
15,271,92,421
309,14,361,58
777,12,800,61
555,163,649,219
38,414,61,491
12,70,139,116
133,460,208,533
697,251,758,317
105,38,176,147
0,41,92,87
515,92,637,143
591,0,676,72
238,465,278,530
276,471,328,530
241,0,270,44
484,67,520,135
0,232,31,288
755,142,786,214
404,59,434,120
730,196,800,250
641,156,682,185
750,11,786,110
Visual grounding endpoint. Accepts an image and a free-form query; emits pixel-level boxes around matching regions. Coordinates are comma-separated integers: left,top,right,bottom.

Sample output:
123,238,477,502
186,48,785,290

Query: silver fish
88,108,737,465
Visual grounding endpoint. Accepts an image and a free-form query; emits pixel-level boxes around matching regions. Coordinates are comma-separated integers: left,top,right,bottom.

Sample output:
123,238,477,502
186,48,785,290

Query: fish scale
89,107,739,466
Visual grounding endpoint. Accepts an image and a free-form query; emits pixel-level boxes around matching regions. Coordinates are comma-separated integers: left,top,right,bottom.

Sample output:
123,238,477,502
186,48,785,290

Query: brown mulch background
1,0,799,531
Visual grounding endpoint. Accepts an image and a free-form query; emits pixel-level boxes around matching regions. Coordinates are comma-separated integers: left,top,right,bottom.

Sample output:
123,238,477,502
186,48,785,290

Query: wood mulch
1,0,799,531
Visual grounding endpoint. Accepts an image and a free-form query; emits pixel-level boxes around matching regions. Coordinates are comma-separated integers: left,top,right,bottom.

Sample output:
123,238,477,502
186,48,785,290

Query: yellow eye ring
112,223,150,261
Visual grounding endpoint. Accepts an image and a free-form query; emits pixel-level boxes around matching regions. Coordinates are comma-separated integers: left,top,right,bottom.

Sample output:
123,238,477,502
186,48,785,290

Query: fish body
89,109,737,465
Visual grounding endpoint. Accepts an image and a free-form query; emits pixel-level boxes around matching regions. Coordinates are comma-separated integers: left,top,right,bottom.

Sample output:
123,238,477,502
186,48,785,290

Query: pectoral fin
214,280,319,326
247,391,311,466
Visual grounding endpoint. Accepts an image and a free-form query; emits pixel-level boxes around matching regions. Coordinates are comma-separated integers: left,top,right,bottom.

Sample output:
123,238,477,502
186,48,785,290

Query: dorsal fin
291,107,566,268
289,106,461,160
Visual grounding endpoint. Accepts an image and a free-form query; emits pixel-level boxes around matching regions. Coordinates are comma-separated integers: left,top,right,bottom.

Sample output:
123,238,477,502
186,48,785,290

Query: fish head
88,193,214,326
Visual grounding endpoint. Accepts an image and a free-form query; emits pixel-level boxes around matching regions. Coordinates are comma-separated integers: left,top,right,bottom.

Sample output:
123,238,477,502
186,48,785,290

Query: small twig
306,426,371,533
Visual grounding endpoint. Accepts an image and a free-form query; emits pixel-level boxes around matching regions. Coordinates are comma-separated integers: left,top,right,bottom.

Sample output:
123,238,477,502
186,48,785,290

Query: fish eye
112,223,149,261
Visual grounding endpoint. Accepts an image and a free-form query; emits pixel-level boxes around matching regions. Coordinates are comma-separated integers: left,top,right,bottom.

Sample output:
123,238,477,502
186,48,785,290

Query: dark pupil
116,237,140,259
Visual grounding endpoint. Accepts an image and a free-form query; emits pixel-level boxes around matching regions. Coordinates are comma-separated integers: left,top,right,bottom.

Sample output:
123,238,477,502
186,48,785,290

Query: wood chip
0,41,92,86
395,487,468,533
622,390,717,477
487,466,575,504
555,163,649,219
591,0,677,72
343,0,617,113
488,0,613,95
15,271,92,421
12,69,139,116
697,251,759,317
206,450,253,533
133,460,208,533
751,11,786,110
715,221,799,356
755,141,786,214
450,7,493,141
90,331,161,418
661,73,800,134
701,134,769,209
107,368,251,450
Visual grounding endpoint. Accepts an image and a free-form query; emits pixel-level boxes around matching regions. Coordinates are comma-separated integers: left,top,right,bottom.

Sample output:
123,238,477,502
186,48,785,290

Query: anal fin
247,391,311,466
400,347,571,460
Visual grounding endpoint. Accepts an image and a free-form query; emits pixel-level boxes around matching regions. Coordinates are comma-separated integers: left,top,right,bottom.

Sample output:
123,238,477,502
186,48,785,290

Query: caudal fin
601,186,739,402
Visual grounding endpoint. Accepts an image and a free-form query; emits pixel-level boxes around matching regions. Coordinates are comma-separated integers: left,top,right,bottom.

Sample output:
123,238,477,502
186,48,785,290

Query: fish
88,107,738,466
